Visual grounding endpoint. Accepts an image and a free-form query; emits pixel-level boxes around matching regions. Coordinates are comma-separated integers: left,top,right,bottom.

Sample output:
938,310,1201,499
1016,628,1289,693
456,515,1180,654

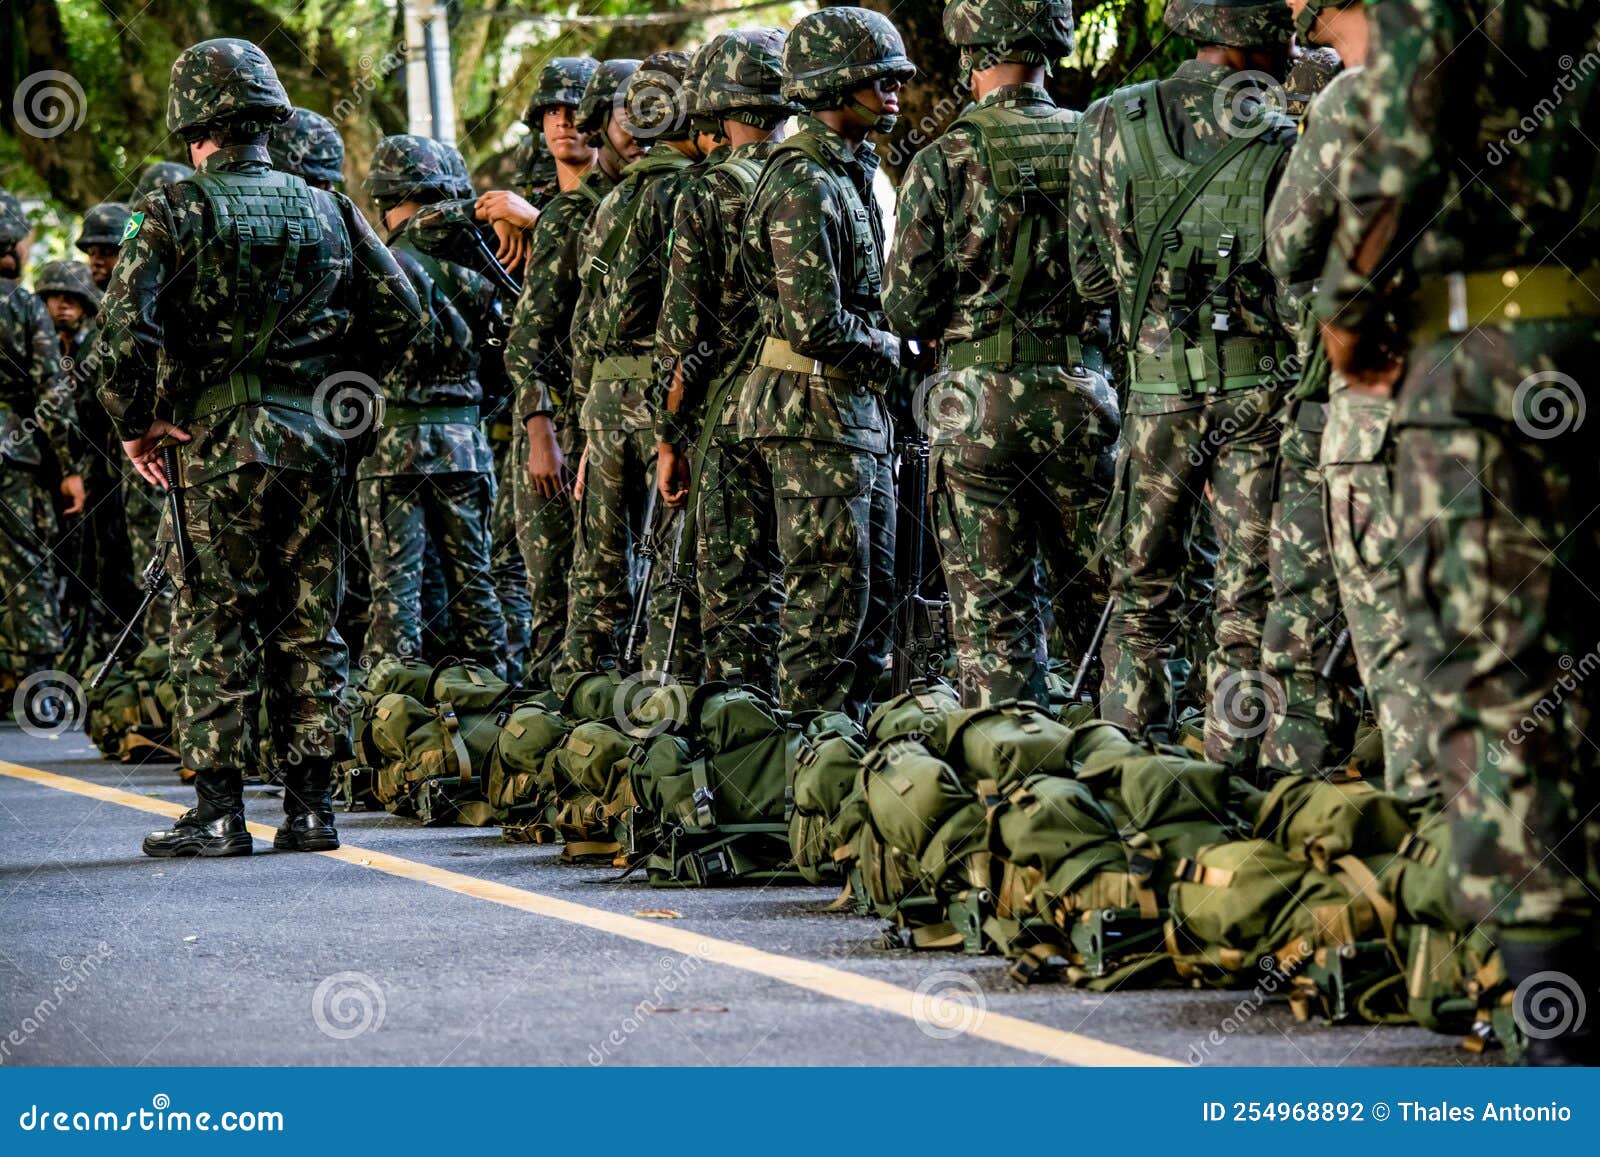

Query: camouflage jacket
1319,0,1600,331
61,319,118,483
1069,62,1296,394
885,83,1102,355
505,166,617,424
1266,67,1369,402
654,140,772,444
740,117,900,391
97,145,420,486
0,277,77,474
363,217,495,478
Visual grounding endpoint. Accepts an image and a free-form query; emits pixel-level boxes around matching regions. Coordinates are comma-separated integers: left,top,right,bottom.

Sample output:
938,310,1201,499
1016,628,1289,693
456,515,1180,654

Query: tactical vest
584,150,692,360
1114,80,1293,395
179,168,325,422
750,130,884,327
945,97,1092,373
389,233,478,412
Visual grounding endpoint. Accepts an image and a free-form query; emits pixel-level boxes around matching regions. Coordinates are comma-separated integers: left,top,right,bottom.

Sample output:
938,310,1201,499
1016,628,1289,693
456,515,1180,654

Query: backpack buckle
1217,232,1236,259
1124,95,1146,120
1016,161,1038,192
1162,228,1182,253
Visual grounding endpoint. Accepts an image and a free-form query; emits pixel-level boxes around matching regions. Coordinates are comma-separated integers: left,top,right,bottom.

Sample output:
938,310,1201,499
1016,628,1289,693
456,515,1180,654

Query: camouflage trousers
1258,400,1358,774
558,378,702,684
0,464,62,666
1322,384,1433,798
1394,323,1600,937
928,367,1119,706
513,419,578,689
491,426,532,683
693,420,781,698
359,470,506,675
1099,385,1284,770
161,463,348,772
124,460,172,646
737,435,895,716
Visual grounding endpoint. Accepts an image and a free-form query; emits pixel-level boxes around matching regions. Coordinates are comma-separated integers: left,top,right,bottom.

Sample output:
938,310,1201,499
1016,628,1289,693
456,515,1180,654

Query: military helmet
616,50,693,142
525,56,600,127
134,162,193,200
436,141,473,198
267,108,345,185
1163,0,1293,48
367,134,456,206
943,0,1075,56
0,190,26,248
782,6,916,109
165,38,292,137
576,59,642,138
1292,0,1363,41
34,260,102,313
684,35,732,121
75,202,132,251
699,28,797,120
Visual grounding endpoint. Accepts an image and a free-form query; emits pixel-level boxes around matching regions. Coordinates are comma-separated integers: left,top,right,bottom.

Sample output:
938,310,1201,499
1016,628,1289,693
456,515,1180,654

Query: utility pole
403,0,458,143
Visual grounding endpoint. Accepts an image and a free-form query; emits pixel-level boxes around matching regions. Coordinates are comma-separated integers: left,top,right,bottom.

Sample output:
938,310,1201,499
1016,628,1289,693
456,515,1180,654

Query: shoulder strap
714,155,764,283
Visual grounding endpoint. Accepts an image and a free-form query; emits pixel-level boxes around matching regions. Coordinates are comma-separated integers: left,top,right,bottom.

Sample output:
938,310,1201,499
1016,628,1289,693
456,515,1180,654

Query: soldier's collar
1174,60,1238,86
977,82,1054,108
200,144,273,172
798,116,875,168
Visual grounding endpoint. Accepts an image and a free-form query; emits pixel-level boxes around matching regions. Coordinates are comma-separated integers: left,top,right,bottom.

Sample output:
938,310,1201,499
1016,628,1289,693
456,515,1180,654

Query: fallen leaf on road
633,909,682,920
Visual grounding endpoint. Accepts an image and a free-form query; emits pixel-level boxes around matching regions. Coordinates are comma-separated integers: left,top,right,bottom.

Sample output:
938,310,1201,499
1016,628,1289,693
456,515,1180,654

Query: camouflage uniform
557,52,701,685
362,135,506,676
886,1,1117,707
497,58,624,688
734,9,915,715
97,39,420,854
1318,0,1600,1021
653,30,795,695
1069,0,1297,770
1,204,77,672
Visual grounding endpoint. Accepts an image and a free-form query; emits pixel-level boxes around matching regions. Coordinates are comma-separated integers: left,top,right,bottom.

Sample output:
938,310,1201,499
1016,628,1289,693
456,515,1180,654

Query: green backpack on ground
866,683,960,744
487,702,570,828
543,720,636,862
928,700,1076,784
787,711,867,884
83,643,178,764
1253,771,1414,871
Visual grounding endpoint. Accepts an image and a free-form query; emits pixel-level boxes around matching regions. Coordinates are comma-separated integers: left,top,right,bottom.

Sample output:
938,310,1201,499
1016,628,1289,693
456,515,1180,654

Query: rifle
1068,598,1115,703
659,509,691,680
890,406,950,696
621,481,662,672
90,444,188,690
1320,627,1352,681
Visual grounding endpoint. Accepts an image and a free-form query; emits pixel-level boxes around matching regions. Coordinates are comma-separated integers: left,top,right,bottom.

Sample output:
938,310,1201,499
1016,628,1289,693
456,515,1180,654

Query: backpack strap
713,154,764,285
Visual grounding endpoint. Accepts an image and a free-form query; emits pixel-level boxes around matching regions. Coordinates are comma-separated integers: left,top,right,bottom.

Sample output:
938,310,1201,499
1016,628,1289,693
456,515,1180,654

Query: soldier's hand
489,218,529,274
476,191,540,231
657,441,690,510
122,420,192,489
573,444,589,502
59,473,86,515
1320,321,1402,397
526,415,568,499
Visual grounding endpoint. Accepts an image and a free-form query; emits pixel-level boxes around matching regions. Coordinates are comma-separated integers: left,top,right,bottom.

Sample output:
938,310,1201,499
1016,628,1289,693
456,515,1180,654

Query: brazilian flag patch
121,212,145,243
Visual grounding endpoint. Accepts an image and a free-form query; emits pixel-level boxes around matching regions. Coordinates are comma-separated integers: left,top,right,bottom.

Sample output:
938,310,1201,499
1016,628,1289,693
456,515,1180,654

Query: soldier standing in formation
98,39,421,856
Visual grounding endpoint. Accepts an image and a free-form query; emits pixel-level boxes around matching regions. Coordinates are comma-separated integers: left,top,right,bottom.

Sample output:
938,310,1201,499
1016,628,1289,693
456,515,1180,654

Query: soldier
97,39,420,856
1318,0,1600,1062
736,7,918,716
1069,0,1297,772
557,50,707,685
654,29,797,696
885,0,1118,707
1,195,84,688
133,161,193,200
362,134,507,676
74,202,131,290
503,59,641,689
267,107,345,190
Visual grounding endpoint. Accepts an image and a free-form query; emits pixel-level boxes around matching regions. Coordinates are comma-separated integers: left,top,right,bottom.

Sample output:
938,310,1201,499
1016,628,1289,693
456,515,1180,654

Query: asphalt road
0,723,1496,1068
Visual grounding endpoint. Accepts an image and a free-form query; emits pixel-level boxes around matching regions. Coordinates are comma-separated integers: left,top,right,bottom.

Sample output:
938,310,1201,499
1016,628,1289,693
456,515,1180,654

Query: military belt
945,333,1105,376
1412,264,1600,346
1130,335,1290,396
590,354,657,384
382,402,479,427
756,337,854,382
487,419,515,444
178,379,319,424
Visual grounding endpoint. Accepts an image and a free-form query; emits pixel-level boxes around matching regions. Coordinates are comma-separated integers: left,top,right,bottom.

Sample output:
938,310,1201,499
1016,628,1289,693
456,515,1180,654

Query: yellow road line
0,759,1177,1067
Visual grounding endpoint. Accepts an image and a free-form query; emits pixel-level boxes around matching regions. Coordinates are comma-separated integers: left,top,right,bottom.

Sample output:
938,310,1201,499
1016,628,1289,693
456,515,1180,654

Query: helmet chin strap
845,94,897,135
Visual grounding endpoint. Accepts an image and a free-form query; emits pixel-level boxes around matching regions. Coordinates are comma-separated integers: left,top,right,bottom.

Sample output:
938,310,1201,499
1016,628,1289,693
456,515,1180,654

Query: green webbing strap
381,403,478,427
715,155,763,285
761,132,879,291
676,327,763,590
584,152,689,301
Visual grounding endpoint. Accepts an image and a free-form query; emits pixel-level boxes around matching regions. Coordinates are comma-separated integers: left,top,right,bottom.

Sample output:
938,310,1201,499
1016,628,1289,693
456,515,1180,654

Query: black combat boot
143,769,252,857
274,759,339,852
1500,935,1599,1066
